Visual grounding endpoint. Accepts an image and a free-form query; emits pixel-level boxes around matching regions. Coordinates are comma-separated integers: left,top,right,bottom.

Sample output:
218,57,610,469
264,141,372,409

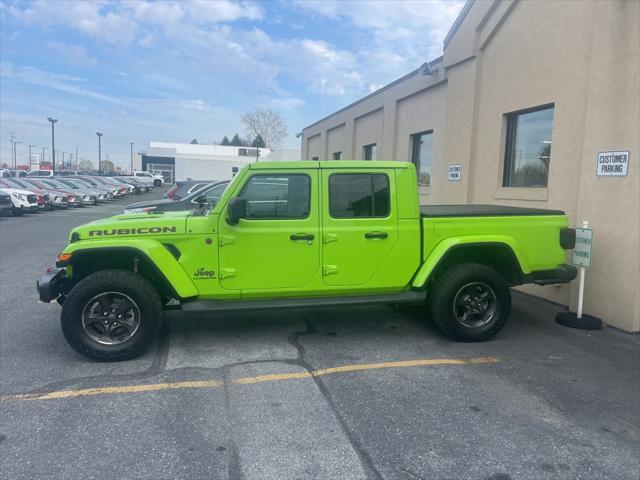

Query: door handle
290,233,315,241
364,231,388,239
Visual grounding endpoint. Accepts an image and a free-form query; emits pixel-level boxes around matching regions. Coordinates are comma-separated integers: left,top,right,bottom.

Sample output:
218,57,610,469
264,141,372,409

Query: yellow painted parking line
234,356,499,385
0,356,499,402
0,380,224,402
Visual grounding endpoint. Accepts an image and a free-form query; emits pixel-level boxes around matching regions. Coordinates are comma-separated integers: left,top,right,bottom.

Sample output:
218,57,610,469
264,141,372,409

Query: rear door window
329,173,390,218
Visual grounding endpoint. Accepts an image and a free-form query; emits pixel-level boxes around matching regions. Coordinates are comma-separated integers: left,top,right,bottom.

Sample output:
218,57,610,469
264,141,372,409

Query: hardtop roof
249,160,410,170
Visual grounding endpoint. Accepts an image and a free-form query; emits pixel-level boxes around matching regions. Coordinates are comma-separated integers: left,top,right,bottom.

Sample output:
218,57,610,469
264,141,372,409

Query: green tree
230,133,242,146
251,134,266,148
190,139,199,144
221,136,230,146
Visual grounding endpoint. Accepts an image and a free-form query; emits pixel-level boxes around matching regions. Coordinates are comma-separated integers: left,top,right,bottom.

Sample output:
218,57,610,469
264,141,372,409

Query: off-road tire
61,269,163,361
153,179,162,187
428,263,511,341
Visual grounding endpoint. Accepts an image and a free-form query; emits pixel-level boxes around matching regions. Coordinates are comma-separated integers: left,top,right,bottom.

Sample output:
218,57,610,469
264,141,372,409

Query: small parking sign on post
572,227,592,268
556,220,602,330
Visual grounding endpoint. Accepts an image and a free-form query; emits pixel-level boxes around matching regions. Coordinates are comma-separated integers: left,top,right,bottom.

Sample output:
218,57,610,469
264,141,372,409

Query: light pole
42,147,47,167
96,131,103,174
9,133,16,168
13,141,20,169
28,144,36,170
47,117,58,173
130,142,134,174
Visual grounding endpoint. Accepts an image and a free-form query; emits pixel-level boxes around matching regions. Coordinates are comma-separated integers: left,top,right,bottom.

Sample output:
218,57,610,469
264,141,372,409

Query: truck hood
70,211,189,241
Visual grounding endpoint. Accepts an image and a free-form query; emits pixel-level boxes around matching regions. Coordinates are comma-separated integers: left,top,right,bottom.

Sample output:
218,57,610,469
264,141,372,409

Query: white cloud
1,63,122,104
293,0,465,88
45,41,97,66
6,0,138,45
5,0,263,46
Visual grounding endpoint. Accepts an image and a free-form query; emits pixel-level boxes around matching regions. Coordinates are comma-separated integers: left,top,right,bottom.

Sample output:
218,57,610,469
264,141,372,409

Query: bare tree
241,109,288,150
78,159,94,172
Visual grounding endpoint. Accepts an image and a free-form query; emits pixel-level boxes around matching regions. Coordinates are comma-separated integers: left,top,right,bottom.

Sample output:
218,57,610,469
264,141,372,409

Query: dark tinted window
503,105,554,187
329,174,390,218
363,144,377,160
239,174,310,219
411,131,433,188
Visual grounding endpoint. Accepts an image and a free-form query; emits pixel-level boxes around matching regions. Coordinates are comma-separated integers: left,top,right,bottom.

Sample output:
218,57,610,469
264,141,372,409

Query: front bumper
529,264,578,286
37,268,67,303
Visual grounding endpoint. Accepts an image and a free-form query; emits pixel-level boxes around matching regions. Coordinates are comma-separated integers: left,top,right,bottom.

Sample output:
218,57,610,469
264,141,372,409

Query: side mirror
226,197,247,225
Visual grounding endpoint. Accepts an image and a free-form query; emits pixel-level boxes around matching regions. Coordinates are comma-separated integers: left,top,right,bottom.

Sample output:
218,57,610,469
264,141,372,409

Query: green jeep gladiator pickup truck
38,161,577,361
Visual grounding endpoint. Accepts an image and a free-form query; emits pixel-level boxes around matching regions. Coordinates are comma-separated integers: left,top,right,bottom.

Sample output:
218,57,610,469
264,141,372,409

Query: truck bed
420,204,565,218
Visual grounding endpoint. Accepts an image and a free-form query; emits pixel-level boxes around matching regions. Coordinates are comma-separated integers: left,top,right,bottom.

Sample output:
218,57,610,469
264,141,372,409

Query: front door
217,171,320,292
321,170,399,286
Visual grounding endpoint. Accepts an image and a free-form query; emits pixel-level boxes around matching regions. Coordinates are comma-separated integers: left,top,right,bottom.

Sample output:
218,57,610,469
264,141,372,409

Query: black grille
27,194,37,204
0,196,11,205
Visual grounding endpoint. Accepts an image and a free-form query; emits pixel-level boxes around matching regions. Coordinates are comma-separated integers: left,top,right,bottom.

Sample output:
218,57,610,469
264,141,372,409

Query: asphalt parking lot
1,189,639,480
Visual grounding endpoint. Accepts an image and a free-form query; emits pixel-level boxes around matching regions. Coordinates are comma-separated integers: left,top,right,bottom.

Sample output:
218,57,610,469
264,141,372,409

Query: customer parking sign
572,228,592,268
597,151,629,176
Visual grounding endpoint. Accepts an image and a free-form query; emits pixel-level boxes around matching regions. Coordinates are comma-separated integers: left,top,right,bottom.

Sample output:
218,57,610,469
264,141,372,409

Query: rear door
321,169,399,286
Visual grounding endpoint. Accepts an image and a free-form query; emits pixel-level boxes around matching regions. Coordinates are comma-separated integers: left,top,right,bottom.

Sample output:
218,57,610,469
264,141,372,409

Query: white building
135,142,269,183
135,142,301,182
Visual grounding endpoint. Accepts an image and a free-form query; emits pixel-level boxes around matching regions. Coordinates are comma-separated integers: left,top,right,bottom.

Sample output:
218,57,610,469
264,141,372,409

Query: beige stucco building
301,0,640,332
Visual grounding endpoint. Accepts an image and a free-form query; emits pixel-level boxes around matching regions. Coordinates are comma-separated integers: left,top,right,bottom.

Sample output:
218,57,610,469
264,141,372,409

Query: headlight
55,196,62,202
83,195,90,200
12,192,25,201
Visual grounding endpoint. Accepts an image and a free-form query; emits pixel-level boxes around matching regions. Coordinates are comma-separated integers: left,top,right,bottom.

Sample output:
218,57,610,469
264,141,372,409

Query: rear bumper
37,268,67,303
528,264,578,286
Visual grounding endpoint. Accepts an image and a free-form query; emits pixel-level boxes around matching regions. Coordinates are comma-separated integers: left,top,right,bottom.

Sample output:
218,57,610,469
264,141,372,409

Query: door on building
217,171,320,292
321,170,399,286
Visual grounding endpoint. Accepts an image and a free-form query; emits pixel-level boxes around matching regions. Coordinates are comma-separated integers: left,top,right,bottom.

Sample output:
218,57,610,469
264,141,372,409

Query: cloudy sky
0,0,463,169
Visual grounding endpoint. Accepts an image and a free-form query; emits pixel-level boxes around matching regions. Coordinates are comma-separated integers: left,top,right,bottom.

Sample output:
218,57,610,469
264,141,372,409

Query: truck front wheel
428,263,511,341
61,270,163,361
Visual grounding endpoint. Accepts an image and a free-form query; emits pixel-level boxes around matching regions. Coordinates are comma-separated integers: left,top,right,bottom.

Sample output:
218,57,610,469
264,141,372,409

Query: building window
332,151,342,160
503,104,554,187
411,131,433,189
238,174,310,219
238,148,259,157
363,144,377,161
311,156,319,161
329,173,389,218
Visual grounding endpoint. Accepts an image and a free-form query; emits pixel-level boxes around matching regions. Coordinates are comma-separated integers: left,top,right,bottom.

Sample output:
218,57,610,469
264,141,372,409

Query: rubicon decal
88,226,177,237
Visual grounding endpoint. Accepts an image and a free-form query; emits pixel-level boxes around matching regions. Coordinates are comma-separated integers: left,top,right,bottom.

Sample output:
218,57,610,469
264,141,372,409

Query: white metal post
576,220,589,319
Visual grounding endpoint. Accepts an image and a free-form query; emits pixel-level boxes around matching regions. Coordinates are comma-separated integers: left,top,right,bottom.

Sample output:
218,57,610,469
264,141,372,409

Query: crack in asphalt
6,312,406,479
222,367,245,480
285,313,384,480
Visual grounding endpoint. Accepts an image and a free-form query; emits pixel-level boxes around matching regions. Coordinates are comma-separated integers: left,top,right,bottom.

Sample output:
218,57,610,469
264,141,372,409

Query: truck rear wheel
61,270,163,361
428,263,511,341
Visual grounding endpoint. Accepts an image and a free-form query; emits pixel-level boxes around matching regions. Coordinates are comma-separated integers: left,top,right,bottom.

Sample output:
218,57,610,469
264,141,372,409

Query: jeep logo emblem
194,268,215,279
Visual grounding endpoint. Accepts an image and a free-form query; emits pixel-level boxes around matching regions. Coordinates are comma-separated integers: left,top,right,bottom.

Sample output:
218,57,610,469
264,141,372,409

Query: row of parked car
0,173,159,217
